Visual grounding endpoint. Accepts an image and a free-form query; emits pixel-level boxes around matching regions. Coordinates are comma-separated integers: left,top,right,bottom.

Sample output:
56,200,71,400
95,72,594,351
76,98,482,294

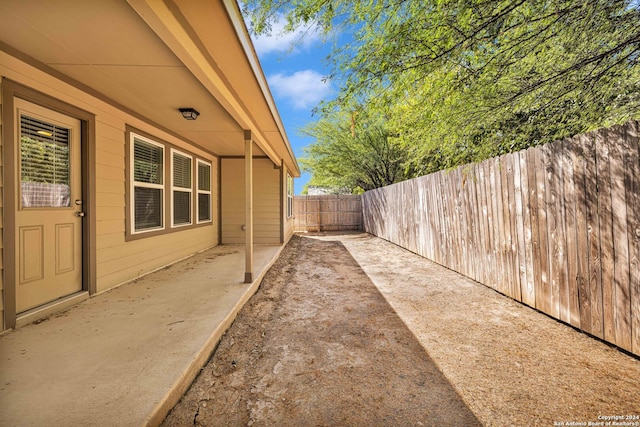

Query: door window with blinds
128,130,213,238
20,115,71,208
171,149,192,227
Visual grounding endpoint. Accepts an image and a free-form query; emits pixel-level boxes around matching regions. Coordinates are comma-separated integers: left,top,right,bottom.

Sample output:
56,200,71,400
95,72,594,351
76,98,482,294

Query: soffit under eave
175,0,300,176
126,0,294,171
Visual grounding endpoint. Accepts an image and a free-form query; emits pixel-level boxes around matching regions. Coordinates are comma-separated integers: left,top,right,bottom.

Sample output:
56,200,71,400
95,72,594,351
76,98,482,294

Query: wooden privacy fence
362,120,640,356
294,195,363,232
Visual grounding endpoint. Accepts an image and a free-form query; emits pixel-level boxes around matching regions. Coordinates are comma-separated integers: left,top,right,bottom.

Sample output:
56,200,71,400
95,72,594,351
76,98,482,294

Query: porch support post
244,130,254,283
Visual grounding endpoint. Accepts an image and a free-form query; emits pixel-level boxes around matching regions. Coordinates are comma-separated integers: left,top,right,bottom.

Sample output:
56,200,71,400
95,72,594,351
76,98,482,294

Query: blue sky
249,16,339,194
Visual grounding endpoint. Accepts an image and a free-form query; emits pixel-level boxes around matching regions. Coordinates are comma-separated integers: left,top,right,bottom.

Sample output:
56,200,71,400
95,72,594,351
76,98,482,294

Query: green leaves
298,112,419,191
244,0,640,189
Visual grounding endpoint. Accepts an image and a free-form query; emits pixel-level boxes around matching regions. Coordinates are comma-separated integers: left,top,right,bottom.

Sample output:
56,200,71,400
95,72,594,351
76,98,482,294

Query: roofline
221,0,301,176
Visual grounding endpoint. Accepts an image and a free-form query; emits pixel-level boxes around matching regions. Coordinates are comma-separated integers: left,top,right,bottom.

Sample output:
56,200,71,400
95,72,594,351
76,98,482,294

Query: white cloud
268,70,332,110
251,14,322,56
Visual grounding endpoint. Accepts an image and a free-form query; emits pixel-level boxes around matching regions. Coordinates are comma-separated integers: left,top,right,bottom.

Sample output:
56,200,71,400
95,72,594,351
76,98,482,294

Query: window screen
172,151,192,226
197,160,212,223
198,162,211,191
132,136,164,231
173,153,191,188
287,174,294,218
173,191,191,225
134,139,163,184
134,187,162,230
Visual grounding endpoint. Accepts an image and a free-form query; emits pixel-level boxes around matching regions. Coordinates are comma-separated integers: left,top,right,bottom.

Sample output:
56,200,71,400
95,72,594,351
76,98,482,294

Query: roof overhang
0,0,300,176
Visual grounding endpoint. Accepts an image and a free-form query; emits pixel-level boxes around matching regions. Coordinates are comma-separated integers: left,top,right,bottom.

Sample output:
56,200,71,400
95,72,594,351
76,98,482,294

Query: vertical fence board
495,158,508,295
535,146,551,313
477,162,490,285
449,171,457,269
455,169,465,275
455,169,465,273
499,156,513,297
556,140,569,322
464,167,473,278
450,171,459,270
420,179,427,258
610,125,632,351
597,129,616,343
432,174,442,264
486,160,497,290
625,121,640,355
441,171,451,267
586,131,605,339
444,173,455,269
510,155,521,300
575,134,592,334
505,154,520,300
409,179,419,254
528,150,542,306
562,136,581,328
488,160,499,291
396,182,404,248
415,178,425,258
423,177,434,260
546,140,564,320
459,168,469,276
512,154,525,302
470,164,484,283
519,151,536,306
466,166,480,281
411,181,419,253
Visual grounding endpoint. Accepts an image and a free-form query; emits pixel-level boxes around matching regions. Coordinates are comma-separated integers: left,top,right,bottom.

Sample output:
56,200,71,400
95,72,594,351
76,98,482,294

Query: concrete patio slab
0,244,283,427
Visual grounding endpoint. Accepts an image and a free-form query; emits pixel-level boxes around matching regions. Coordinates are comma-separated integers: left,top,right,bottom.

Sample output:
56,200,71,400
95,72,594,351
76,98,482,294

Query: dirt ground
162,233,640,426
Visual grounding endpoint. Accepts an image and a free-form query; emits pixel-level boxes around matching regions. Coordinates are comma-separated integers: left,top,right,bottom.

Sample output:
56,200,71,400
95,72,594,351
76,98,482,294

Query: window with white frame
132,135,164,232
127,129,215,239
287,174,294,218
197,160,212,223
171,149,193,227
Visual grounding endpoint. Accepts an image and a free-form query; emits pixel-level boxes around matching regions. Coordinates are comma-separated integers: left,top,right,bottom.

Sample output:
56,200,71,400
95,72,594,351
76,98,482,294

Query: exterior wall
1,52,219,312
221,158,281,244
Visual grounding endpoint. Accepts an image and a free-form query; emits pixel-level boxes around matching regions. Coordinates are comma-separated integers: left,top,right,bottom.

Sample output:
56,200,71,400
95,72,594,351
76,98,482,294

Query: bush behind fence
363,121,640,356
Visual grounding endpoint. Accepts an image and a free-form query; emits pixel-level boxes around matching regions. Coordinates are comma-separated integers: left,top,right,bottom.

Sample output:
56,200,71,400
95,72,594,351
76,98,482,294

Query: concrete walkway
0,244,283,427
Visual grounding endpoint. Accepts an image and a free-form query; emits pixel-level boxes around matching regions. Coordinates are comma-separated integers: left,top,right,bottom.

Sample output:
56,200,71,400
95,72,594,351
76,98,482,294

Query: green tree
300,113,418,192
244,0,640,178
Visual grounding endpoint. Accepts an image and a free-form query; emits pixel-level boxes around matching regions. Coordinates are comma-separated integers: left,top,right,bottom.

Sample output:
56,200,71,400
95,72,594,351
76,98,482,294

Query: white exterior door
14,99,83,313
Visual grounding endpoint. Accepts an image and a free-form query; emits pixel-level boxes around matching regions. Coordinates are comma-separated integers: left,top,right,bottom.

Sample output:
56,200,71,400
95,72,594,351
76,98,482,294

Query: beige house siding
1,52,219,309
221,158,281,244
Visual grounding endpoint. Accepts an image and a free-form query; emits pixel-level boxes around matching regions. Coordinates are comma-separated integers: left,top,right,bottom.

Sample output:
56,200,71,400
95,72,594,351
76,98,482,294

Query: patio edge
144,243,286,427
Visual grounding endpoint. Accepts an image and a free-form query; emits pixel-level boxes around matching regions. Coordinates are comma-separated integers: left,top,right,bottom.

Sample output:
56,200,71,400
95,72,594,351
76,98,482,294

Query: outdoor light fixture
179,107,200,120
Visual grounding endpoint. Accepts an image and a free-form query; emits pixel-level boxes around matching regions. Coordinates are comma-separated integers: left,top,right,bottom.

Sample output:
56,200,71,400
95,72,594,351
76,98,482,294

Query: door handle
75,211,85,217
